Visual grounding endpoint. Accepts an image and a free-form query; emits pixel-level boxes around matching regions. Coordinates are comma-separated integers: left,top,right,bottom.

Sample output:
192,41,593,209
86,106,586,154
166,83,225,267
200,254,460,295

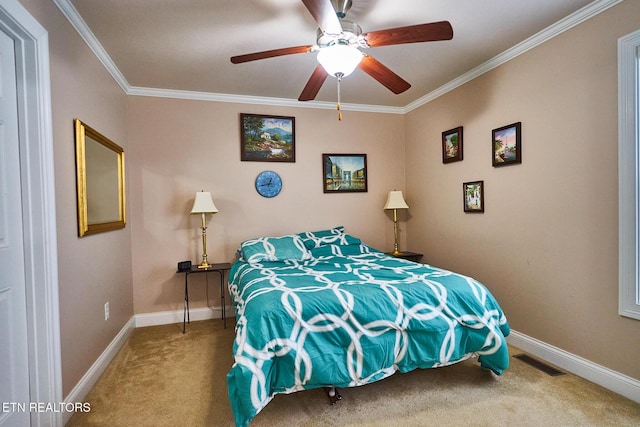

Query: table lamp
384,190,409,256
190,191,218,269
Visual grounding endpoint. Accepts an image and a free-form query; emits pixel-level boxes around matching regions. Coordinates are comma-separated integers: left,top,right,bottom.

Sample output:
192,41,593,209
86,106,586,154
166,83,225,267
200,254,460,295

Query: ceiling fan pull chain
336,72,343,121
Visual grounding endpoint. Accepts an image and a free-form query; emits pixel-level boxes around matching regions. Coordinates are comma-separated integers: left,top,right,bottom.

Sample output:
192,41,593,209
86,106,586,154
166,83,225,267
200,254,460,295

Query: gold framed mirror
74,119,126,237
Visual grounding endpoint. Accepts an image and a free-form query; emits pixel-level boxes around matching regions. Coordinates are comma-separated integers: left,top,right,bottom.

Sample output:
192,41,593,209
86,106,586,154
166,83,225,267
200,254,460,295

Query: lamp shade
383,190,409,210
190,191,218,214
317,44,363,77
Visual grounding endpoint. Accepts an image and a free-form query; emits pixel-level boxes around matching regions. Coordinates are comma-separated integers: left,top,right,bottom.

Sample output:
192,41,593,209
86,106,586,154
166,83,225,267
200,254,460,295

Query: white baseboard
62,316,135,425
508,330,640,403
134,305,233,328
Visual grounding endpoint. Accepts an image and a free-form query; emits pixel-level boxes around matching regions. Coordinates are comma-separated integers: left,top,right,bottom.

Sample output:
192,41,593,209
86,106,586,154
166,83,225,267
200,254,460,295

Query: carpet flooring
67,319,640,426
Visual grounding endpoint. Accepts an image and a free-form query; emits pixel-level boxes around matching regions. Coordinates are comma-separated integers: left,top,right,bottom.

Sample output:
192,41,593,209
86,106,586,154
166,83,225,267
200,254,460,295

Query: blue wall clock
255,171,282,198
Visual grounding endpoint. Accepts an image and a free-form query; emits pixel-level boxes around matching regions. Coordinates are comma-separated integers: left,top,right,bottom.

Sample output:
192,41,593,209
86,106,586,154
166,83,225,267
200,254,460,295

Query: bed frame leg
325,386,342,405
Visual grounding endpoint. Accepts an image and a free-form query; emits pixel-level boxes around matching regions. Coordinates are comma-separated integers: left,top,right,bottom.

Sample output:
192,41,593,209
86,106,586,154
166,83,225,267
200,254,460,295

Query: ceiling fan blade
298,64,329,101
364,21,453,47
231,45,313,64
358,55,411,94
302,0,343,34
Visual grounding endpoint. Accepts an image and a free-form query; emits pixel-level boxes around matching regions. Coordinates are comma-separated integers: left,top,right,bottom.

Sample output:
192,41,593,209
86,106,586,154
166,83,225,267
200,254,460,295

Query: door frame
0,1,62,426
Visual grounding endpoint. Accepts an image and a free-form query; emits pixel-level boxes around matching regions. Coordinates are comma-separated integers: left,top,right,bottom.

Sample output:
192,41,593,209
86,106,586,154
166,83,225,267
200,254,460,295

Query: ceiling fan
230,0,453,105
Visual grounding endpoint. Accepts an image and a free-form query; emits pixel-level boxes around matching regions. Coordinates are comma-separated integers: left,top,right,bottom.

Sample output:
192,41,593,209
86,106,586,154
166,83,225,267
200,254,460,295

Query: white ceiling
62,0,606,110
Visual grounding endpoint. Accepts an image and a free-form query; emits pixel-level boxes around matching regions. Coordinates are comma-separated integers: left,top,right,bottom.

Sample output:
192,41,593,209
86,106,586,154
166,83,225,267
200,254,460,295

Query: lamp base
390,249,404,256
197,261,212,269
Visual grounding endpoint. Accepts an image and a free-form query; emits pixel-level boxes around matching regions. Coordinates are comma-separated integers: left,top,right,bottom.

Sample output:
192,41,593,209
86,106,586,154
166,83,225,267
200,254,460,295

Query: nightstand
385,251,423,262
177,263,231,333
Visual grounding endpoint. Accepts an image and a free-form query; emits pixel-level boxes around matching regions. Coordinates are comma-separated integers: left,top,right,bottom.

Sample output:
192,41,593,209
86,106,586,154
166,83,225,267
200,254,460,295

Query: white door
0,28,31,427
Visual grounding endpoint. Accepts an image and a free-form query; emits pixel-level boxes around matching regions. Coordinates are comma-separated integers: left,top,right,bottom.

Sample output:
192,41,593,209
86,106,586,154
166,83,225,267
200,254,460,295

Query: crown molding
126,86,405,114
55,0,621,114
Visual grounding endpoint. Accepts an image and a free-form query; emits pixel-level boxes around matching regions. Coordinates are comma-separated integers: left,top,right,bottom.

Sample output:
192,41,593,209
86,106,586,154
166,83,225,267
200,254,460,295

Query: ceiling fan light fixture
317,44,362,77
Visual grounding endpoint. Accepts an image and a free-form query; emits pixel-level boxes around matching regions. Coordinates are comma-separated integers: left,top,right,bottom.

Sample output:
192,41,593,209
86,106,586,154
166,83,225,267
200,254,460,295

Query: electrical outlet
104,302,110,320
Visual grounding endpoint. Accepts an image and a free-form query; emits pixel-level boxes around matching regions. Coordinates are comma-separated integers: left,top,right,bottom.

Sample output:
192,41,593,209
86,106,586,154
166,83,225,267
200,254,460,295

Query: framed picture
463,180,484,213
322,154,367,193
492,122,521,167
240,113,295,162
442,126,463,163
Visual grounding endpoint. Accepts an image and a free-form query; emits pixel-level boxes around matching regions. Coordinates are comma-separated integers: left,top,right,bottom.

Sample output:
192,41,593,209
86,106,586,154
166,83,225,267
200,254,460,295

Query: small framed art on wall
442,126,463,163
463,180,484,213
492,122,521,167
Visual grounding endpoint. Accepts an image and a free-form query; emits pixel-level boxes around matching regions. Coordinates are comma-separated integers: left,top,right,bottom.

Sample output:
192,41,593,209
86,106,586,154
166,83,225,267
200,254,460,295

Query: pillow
309,243,378,258
298,226,361,249
240,234,311,263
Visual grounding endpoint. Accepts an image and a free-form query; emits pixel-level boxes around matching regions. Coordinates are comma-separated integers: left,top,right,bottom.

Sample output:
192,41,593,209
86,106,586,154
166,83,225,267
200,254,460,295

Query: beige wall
20,0,133,396
126,97,406,314
405,0,640,380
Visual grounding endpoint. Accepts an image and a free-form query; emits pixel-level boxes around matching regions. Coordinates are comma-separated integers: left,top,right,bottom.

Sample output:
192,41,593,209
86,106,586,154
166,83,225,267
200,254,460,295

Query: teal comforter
227,243,510,427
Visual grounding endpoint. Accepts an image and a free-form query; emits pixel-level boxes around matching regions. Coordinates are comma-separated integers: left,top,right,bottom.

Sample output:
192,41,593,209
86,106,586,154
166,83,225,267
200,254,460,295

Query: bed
226,227,510,427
